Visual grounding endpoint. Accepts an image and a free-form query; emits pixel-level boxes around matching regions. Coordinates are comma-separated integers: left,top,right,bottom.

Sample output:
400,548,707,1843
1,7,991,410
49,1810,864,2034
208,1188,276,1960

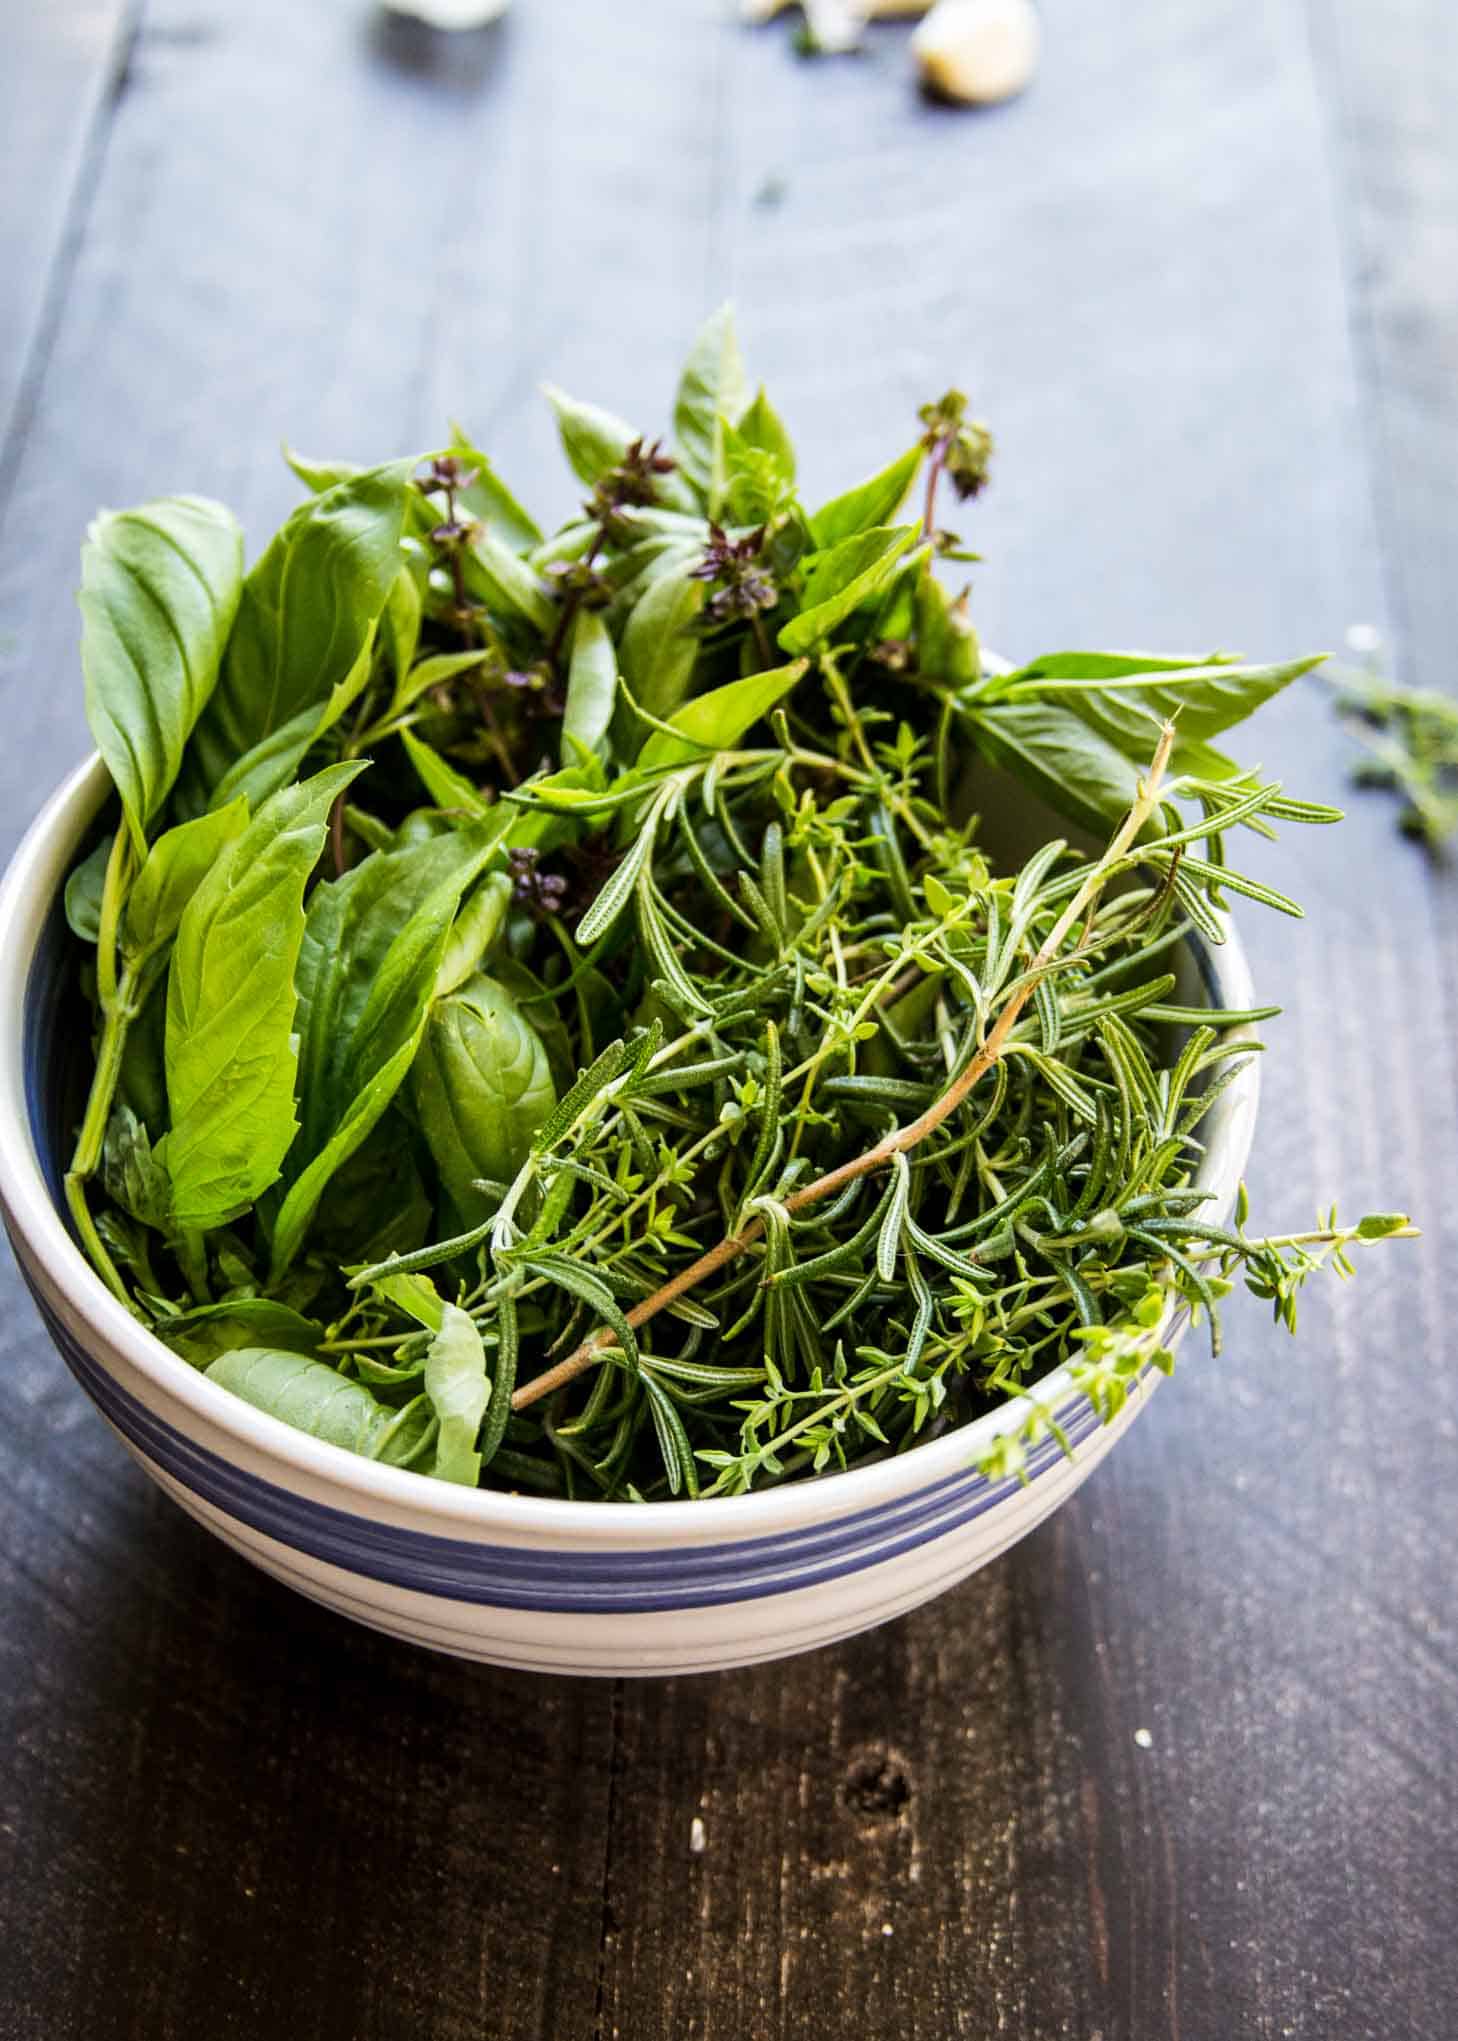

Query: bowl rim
0,753,1262,1544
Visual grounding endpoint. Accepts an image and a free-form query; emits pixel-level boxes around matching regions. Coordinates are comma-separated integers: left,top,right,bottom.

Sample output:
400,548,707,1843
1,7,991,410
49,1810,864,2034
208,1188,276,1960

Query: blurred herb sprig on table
1330,626,1458,851
61,307,1413,1501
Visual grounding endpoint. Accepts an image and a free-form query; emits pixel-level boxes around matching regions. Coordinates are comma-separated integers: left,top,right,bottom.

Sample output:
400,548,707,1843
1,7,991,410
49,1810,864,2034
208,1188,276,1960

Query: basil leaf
620,562,705,720
161,761,364,1232
175,462,414,815
992,649,1228,686
159,1298,322,1368
310,1109,432,1270
562,606,618,765
270,828,506,1274
370,1269,446,1331
204,702,328,817
543,384,642,487
64,836,111,943
118,974,169,1134
673,302,749,503
435,871,512,997
778,525,918,655
914,574,980,687
384,564,423,683
1113,656,1322,742
412,973,557,1226
388,648,489,720
80,495,244,852
123,798,249,965
808,445,922,549
447,427,542,551
733,387,796,480
401,727,491,815
204,1348,398,1457
966,699,1162,837
424,1302,490,1486
637,659,808,769
721,392,798,529
464,529,554,635
994,653,1321,745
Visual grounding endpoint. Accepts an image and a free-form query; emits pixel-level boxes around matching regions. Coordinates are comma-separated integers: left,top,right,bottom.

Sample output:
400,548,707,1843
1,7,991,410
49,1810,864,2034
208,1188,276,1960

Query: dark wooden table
2,3,1455,2035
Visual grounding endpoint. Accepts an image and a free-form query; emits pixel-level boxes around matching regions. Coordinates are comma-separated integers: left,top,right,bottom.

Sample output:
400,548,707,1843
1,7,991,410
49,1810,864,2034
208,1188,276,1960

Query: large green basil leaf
562,607,618,765
636,658,808,770
123,798,249,965
412,973,557,1226
80,495,244,852
991,649,1226,687
965,699,1163,837
809,446,922,550
778,525,918,656
270,825,506,1275
1105,656,1321,743
161,762,363,1232
424,1302,490,1486
204,1348,400,1457
619,563,705,720
992,652,1321,747
673,303,749,504
175,463,413,815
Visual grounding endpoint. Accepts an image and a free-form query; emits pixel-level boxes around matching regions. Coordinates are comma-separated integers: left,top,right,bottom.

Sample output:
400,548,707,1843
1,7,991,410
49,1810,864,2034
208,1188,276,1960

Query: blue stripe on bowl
21,1276,1116,1613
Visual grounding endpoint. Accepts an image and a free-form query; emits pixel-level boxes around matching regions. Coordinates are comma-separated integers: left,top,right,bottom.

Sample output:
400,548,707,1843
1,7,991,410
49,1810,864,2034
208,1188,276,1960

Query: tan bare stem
510,726,1176,1413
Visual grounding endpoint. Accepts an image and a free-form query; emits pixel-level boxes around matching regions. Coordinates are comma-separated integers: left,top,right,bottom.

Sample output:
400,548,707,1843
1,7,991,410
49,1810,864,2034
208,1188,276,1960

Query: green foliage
1329,635,1458,849
62,310,1410,1497
79,495,244,853
162,764,363,1232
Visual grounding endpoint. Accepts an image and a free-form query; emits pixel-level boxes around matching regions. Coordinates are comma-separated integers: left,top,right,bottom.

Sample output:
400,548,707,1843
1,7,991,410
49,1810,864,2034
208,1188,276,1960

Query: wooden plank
1306,0,1458,704
0,3,133,469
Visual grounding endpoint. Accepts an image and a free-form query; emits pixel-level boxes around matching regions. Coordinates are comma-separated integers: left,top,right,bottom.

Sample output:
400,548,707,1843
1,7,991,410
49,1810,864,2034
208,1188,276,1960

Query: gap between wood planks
0,1,142,530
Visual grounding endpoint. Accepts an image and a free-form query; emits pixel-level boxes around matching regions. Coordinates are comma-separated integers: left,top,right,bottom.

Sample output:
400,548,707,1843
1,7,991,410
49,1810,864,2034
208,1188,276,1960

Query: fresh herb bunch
1330,629,1458,851
62,308,1411,1500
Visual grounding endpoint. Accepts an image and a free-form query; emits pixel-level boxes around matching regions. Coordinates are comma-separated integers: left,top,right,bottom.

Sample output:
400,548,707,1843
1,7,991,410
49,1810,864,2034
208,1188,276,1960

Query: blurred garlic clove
802,1,869,51
912,0,1040,103
384,0,509,25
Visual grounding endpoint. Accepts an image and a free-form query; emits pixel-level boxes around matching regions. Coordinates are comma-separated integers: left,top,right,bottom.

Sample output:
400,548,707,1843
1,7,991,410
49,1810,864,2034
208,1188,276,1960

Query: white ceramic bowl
0,757,1260,1676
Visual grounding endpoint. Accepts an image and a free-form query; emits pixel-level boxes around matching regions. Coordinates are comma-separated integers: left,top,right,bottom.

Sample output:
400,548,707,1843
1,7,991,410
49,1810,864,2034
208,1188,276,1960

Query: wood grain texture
0,1,134,468
0,1,1454,2037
